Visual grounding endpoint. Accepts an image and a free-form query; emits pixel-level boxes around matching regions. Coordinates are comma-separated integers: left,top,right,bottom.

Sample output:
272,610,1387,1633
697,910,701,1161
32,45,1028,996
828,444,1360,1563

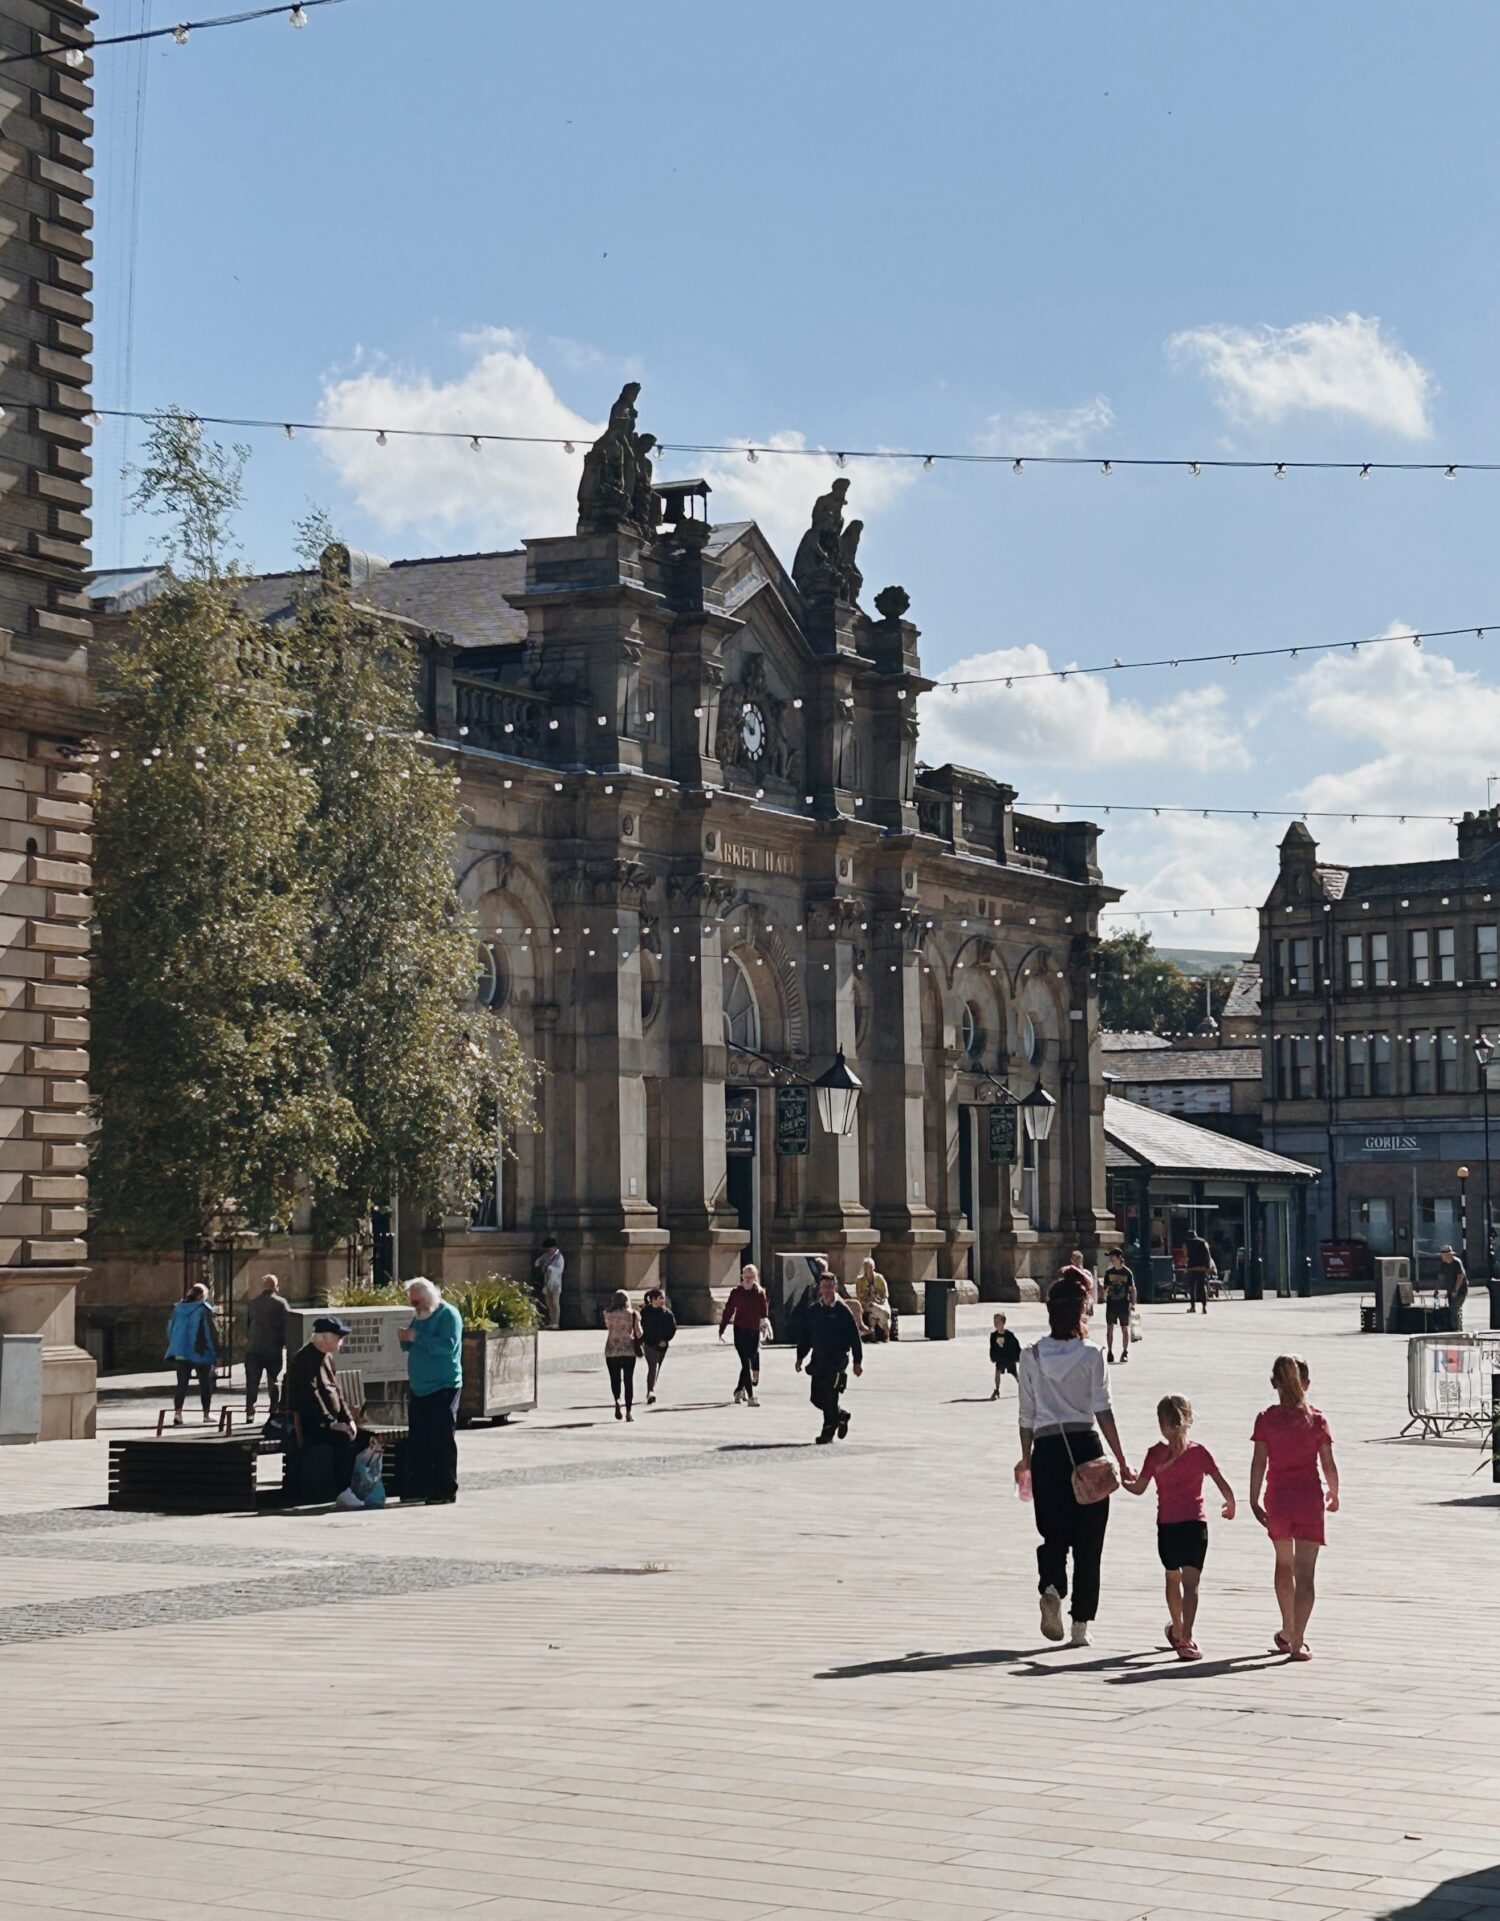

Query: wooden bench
109,1434,276,1513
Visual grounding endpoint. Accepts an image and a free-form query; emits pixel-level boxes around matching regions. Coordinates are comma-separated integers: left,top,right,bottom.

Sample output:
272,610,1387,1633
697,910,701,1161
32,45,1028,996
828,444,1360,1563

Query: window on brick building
1343,1034,1369,1097
1478,924,1498,982
1371,933,1391,986
1410,930,1430,985
1411,1031,1434,1094
1436,928,1456,982
1370,1034,1392,1096
1344,934,1364,988
1438,1027,1460,1092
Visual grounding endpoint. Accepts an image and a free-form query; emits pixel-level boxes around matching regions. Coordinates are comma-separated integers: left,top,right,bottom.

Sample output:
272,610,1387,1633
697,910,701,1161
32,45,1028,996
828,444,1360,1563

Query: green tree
283,538,538,1246
91,417,350,1247
1097,929,1233,1038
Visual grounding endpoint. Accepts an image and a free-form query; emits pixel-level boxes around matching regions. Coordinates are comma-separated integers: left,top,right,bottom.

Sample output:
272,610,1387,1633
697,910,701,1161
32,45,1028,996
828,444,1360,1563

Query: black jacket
796,1297,863,1370
990,1329,1021,1371
640,1302,677,1347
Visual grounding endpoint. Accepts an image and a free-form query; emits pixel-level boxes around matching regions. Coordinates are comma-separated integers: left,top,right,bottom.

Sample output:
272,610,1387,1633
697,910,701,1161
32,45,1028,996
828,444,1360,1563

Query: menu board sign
775,1083,811,1157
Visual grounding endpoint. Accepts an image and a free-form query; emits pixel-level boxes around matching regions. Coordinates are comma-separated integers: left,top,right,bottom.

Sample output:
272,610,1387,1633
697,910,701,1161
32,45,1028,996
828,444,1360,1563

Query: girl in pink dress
1249,1354,1340,1661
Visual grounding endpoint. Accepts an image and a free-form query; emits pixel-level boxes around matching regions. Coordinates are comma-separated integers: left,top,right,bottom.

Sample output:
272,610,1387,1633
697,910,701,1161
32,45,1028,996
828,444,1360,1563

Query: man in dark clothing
244,1272,291,1420
282,1316,360,1494
1183,1232,1214,1315
640,1286,676,1404
795,1272,864,1443
1435,1245,1468,1330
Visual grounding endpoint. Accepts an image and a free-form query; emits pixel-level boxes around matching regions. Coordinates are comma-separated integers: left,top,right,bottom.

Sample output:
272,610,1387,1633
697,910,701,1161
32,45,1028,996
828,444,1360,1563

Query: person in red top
718,1263,769,1407
1249,1353,1340,1662
1126,1394,1236,1661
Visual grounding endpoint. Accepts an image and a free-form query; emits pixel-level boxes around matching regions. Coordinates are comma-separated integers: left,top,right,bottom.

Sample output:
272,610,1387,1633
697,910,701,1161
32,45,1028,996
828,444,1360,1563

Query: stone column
1061,928,1118,1258
800,895,876,1283
659,874,746,1318
546,858,666,1323
865,909,941,1308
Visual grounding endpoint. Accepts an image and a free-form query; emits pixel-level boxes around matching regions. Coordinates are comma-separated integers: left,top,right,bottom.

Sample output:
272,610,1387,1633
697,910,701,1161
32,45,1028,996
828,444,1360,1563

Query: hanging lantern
812,1048,862,1137
1019,1075,1056,1144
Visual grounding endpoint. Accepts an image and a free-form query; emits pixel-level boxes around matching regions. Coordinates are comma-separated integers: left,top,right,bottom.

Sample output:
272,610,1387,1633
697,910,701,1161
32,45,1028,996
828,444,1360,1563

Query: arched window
722,954,761,1053
961,1001,986,1061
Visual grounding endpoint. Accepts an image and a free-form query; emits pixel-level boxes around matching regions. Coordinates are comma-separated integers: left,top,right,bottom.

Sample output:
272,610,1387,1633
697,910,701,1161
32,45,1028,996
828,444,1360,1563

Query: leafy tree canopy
1097,929,1235,1039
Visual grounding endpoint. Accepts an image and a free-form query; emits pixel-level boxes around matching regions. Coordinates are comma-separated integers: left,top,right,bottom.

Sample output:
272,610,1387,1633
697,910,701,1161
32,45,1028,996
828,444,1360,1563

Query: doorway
726,1084,760,1272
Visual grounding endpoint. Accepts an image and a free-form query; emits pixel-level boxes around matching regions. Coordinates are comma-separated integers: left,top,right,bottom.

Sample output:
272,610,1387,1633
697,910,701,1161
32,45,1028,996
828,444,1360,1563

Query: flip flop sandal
1288,1647,1313,1662
1165,1623,1183,1649
1177,1641,1203,1662
1274,1632,1312,1655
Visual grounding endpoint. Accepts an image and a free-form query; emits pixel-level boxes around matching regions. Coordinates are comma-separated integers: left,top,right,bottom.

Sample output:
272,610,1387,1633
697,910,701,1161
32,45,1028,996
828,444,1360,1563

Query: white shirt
1017,1335,1112,1431
539,1249,564,1291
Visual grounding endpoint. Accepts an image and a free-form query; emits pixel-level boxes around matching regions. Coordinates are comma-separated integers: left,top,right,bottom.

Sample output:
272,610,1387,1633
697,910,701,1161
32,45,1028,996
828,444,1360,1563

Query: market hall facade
89,388,1121,1335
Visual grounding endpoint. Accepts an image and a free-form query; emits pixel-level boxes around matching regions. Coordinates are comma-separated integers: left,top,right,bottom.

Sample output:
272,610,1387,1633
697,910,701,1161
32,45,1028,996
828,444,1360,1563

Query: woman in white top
1016,1267,1131,1648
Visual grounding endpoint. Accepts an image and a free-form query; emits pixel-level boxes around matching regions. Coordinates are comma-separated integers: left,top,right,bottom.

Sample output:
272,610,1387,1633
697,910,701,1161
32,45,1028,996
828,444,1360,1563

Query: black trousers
1186,1269,1210,1308
606,1354,636,1408
809,1363,847,1431
732,1326,759,1395
1031,1430,1110,1622
642,1342,668,1394
407,1387,460,1501
244,1351,282,1412
173,1362,214,1412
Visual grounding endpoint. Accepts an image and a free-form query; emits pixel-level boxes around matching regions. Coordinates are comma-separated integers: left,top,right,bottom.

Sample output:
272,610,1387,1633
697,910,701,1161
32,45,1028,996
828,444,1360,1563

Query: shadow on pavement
1431,1492,1500,1507
816,1647,1042,1678
1377,1870,1500,1918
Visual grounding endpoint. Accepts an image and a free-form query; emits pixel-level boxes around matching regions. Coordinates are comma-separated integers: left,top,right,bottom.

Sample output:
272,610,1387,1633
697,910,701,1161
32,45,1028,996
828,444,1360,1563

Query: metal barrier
1402,1332,1500,1438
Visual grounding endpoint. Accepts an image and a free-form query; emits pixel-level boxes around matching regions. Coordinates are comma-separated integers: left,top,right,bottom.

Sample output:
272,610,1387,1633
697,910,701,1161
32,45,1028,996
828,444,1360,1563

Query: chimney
1458,807,1500,861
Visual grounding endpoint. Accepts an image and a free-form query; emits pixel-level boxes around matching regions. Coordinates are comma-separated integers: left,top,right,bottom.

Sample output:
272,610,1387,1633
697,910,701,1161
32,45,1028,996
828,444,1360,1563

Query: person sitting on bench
282,1316,360,1495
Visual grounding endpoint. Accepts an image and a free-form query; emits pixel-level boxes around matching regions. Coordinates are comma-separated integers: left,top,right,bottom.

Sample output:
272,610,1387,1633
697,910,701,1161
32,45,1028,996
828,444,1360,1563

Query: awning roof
1104,1096,1319,1183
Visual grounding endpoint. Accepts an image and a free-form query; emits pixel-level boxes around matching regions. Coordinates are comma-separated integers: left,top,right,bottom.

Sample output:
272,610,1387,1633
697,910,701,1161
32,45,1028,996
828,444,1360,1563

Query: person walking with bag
165,1283,218,1427
603,1289,643,1421
1016,1268,1131,1648
718,1263,769,1406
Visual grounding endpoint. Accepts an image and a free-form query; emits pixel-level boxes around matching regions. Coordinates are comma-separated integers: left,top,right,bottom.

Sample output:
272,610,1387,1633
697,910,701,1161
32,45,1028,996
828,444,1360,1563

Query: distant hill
1158,948,1249,978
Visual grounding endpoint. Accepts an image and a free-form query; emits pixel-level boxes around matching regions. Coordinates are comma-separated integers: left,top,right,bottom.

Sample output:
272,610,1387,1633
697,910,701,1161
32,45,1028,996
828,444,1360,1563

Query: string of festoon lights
0,1,356,69
39,400,1500,482
1019,800,1465,825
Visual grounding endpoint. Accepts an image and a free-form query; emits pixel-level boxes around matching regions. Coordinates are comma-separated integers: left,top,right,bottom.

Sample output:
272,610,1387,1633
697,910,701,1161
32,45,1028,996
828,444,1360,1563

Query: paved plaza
0,1297,1496,1921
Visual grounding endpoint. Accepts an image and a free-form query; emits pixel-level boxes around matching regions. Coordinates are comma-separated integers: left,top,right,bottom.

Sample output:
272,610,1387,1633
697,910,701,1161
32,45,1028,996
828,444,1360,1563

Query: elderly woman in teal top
397,1277,464,1503
165,1282,218,1427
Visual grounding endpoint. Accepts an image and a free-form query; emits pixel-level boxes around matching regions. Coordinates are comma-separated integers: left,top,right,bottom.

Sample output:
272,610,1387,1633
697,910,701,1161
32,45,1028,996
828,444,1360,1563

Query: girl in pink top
1249,1354,1340,1662
1126,1394,1235,1661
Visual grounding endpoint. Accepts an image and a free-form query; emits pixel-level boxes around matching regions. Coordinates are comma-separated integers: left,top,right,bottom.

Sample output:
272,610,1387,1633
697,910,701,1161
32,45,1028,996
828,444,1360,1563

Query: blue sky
89,0,1500,948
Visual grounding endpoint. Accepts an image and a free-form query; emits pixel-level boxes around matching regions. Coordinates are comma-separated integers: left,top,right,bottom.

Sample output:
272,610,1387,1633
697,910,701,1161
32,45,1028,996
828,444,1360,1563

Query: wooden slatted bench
109,1434,276,1513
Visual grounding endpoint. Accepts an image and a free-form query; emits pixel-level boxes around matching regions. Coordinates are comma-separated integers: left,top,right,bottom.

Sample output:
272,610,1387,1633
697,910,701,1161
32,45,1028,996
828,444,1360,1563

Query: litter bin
924,1278,956,1341
1244,1256,1264,1303
1488,1279,1500,1332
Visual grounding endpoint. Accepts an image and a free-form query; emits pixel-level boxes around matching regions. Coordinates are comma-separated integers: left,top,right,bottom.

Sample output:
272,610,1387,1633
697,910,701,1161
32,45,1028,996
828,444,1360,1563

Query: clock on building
740,703,767,759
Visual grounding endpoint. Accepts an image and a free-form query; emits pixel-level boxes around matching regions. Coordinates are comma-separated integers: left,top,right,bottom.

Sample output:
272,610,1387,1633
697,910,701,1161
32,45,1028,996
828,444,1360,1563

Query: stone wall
0,2,97,1438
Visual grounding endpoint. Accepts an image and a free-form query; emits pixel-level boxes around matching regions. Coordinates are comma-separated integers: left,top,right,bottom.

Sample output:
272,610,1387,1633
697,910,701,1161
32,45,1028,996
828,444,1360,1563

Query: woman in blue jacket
398,1277,464,1503
165,1283,218,1426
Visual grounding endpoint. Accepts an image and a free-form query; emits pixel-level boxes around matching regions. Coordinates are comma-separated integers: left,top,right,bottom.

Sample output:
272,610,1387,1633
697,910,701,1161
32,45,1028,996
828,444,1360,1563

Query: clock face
741,704,767,758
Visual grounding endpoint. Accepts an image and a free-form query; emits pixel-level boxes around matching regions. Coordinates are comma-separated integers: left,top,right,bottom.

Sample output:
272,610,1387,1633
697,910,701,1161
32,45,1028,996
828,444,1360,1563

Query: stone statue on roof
792,477,863,605
578,382,658,538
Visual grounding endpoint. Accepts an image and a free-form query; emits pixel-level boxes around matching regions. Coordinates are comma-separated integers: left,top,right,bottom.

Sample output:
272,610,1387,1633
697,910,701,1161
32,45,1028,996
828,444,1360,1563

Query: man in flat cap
283,1315,361,1495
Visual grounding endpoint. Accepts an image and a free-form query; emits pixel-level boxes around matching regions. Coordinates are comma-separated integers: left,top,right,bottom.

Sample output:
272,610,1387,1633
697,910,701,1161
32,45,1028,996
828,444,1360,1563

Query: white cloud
1168,313,1435,439
317,329,598,547
1100,814,1269,955
1282,633,1494,864
976,395,1113,457
316,334,915,563
917,645,1251,780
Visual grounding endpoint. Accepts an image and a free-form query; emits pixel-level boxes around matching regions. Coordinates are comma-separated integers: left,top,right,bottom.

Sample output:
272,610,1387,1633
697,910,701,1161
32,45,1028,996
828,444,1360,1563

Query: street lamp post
1457,1165,1470,1274
1476,1032,1495,1280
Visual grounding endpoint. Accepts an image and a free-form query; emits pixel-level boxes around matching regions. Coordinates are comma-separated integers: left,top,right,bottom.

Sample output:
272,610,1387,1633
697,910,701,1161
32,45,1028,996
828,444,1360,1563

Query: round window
1022,1012,1041,1065
961,1002,985,1060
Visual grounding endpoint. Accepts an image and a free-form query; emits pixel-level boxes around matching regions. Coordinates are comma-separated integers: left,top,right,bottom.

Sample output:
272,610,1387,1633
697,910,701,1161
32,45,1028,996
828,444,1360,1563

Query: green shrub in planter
330,1281,405,1308
448,1275,540,1334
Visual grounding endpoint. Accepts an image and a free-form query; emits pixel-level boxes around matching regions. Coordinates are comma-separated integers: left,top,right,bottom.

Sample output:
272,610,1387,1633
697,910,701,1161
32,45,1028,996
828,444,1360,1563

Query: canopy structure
1104,1096,1319,1182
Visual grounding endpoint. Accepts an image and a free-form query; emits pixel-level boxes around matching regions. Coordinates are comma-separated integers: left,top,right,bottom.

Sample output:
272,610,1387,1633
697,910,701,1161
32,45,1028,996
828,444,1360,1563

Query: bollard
1298,1256,1314,1299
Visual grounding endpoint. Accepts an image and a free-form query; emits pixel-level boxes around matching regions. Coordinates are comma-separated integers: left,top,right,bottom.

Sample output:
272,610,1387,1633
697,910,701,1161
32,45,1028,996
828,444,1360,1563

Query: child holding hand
1126,1394,1235,1661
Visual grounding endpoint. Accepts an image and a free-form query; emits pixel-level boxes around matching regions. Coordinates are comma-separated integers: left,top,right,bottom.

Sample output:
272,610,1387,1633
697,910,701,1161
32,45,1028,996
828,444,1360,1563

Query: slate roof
92,551,530,650
1103,1096,1318,1181
1300,843,1500,902
1100,1031,1172,1053
1222,962,1262,1020
1104,1047,1262,1084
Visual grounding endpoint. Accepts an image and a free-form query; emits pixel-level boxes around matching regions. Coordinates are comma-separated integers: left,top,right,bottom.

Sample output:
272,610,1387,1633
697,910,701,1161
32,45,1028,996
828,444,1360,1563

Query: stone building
0,3,96,1436
87,389,1119,1348
1260,815,1500,1283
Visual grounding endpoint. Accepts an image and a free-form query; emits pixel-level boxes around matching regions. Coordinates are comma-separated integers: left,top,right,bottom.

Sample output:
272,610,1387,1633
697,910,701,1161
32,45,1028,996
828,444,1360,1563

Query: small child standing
989,1314,1021,1399
1126,1394,1235,1660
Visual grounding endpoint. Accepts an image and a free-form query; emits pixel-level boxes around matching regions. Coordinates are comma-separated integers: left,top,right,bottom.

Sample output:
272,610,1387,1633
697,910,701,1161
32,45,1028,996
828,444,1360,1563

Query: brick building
0,3,97,1435
1260,816,1500,1283
85,390,1122,1354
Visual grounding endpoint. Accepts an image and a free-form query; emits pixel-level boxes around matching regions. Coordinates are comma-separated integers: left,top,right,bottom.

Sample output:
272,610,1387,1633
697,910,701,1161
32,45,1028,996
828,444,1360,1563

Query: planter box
459,1328,539,1425
282,1305,410,1425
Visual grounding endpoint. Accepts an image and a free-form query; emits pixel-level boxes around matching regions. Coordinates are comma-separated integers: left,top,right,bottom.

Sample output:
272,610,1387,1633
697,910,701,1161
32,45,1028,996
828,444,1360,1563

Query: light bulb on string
746,448,758,463
283,424,295,440
1012,459,1023,475
172,23,189,44
289,3,308,23
1189,462,1201,476
923,455,934,470
469,436,481,453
